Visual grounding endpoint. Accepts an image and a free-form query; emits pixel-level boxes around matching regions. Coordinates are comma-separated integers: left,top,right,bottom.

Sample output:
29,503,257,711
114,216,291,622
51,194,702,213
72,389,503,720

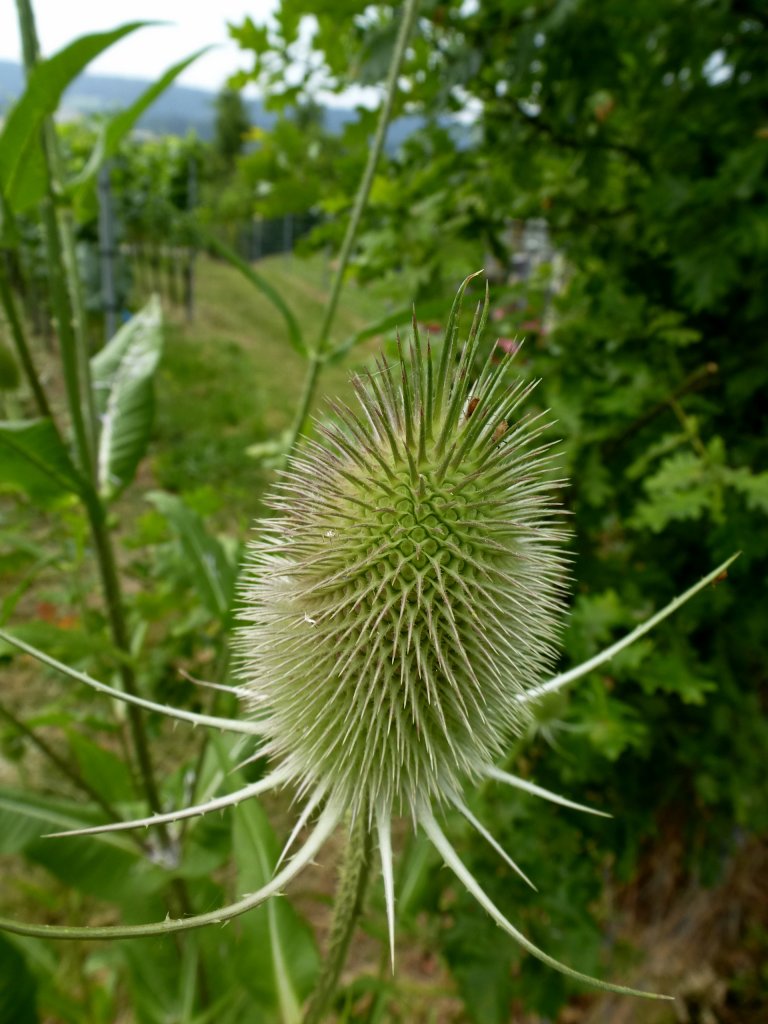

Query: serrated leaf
0,23,150,212
724,466,768,514
146,491,238,624
91,297,163,500
0,420,85,503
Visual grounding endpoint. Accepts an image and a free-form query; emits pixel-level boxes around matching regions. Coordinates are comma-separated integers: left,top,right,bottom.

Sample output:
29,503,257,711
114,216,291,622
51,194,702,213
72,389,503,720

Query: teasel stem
284,0,421,460
14,0,170,830
15,0,98,471
0,238,54,420
74,492,166,823
303,809,374,1024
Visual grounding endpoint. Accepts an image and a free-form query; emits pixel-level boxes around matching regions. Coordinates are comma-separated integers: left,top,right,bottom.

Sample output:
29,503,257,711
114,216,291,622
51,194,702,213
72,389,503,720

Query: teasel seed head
3,275,706,998
237,274,570,823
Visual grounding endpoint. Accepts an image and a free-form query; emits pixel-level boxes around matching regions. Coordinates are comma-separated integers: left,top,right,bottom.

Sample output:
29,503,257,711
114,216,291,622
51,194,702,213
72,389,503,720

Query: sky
0,0,281,92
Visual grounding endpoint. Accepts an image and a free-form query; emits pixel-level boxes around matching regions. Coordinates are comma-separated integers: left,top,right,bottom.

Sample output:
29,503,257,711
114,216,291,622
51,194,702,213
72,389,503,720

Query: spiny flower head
237,274,570,821
3,275,714,1000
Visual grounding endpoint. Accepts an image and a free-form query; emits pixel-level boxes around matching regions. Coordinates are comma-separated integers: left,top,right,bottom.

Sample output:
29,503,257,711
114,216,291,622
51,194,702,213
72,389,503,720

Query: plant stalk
303,813,373,1024
84,494,165,817
0,251,53,420
15,0,95,476
0,702,129,829
15,0,166,822
284,0,421,456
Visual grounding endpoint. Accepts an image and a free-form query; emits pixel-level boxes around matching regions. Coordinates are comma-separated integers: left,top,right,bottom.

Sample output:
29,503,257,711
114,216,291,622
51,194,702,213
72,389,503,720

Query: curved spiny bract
237,276,570,823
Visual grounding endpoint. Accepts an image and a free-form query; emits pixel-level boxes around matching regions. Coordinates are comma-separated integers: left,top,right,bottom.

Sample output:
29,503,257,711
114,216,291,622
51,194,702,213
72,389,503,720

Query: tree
213,86,250,169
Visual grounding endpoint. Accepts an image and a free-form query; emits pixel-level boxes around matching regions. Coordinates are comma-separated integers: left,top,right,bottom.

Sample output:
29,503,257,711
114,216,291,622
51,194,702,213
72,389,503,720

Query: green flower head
237,273,569,822
5,273,724,1003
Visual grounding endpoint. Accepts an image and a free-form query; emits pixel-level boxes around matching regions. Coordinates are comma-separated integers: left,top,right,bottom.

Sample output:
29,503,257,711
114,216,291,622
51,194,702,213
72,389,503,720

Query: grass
152,251,402,526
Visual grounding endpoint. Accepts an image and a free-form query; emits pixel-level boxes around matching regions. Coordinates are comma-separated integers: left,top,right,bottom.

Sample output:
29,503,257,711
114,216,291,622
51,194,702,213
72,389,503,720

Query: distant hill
0,59,422,146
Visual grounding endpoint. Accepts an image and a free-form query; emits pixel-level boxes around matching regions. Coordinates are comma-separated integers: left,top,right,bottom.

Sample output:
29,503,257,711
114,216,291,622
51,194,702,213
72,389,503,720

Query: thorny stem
303,812,373,1024
284,0,421,460
39,181,95,476
84,496,165,818
13,1,205,998
14,0,166,825
15,0,95,474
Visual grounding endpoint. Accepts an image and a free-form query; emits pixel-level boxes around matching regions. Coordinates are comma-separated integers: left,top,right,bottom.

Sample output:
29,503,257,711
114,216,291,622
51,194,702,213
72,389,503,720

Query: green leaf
0,935,38,1024
0,343,20,392
91,297,163,500
0,788,118,856
232,798,318,1022
198,229,306,357
67,732,137,804
0,23,151,212
146,491,238,624
69,49,209,193
0,787,165,902
0,420,85,503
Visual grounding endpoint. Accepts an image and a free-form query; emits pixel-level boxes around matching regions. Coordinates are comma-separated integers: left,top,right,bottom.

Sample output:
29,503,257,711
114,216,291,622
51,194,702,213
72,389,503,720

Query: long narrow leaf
523,553,740,702
147,491,238,624
198,228,306,356
91,297,163,500
69,48,209,193
0,419,86,501
0,800,342,940
0,627,265,736
421,808,669,999
0,22,151,212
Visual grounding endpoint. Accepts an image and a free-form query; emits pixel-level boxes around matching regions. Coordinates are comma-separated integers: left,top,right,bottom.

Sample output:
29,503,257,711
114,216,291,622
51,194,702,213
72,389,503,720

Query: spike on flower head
236,274,570,822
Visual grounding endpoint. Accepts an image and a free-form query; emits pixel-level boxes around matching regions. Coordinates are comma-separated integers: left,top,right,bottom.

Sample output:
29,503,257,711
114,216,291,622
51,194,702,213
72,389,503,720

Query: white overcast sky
0,1,281,92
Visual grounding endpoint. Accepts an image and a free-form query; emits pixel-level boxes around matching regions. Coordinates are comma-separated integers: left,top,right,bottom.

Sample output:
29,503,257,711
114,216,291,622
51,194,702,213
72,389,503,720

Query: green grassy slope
153,252,398,525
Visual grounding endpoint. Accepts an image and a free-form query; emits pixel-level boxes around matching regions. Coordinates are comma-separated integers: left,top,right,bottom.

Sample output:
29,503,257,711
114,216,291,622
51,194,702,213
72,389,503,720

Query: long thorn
485,767,610,817
522,554,740,702
46,772,287,838
420,809,670,999
450,794,538,889
377,812,396,971
0,800,342,941
0,629,265,736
